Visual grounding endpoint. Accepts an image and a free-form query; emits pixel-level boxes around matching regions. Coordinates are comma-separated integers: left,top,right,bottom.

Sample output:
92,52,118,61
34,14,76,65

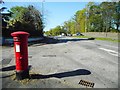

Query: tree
63,20,76,34
46,1,119,37
100,2,119,35
0,0,6,12
89,4,102,32
85,2,118,33
74,8,86,33
85,2,95,32
45,25,67,36
1,1,13,33
7,5,44,37
28,5,44,32
113,2,120,31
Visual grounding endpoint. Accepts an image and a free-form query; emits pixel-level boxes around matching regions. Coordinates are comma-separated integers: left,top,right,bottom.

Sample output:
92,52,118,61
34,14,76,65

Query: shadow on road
0,66,91,79
30,69,91,79
0,65,15,71
0,65,32,78
58,38,95,43
28,37,59,46
0,65,32,72
28,37,95,46
2,36,95,47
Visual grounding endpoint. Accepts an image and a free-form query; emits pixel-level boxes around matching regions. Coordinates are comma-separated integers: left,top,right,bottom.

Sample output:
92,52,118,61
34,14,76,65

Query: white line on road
99,47,118,57
108,52,118,57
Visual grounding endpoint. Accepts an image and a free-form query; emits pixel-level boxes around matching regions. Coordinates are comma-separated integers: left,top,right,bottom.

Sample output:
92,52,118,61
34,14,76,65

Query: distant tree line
2,4,44,37
45,2,120,36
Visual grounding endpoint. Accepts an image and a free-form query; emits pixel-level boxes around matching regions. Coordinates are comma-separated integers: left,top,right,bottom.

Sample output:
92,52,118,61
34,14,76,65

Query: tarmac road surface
0,36,119,88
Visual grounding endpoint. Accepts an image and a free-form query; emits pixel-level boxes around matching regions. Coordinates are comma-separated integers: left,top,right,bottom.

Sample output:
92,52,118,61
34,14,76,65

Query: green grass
73,36,91,38
96,37,120,42
74,36,120,43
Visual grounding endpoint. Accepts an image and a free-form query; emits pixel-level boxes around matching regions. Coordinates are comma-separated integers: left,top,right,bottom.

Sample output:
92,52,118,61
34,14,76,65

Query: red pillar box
11,31,30,80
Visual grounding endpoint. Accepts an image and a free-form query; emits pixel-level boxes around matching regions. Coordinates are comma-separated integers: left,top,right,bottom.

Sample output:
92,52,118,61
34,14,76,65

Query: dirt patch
10,71,41,85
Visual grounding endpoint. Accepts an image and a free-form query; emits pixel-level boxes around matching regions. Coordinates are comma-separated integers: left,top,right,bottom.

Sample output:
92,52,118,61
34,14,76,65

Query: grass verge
74,36,120,43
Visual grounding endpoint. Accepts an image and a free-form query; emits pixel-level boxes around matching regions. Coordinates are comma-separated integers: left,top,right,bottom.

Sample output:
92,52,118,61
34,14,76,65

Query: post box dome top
11,31,30,37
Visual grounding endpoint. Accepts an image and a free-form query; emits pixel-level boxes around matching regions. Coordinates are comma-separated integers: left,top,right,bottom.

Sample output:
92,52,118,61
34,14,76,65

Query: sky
1,0,113,31
2,0,116,2
43,2,88,31
2,1,89,31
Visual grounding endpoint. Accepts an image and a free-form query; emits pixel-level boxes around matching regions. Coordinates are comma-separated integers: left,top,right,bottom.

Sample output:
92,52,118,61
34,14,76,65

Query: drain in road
78,79,95,88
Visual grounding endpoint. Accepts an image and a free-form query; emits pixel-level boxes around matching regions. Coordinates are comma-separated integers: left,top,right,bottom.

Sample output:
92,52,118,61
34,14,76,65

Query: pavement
0,36,119,89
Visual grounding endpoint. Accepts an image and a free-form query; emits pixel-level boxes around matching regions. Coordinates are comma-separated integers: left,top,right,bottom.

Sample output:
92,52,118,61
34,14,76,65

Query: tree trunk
116,24,119,31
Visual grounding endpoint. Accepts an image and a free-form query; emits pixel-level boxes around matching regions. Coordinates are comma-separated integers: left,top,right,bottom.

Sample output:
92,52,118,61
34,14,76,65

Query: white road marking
108,52,118,57
99,48,118,53
99,47,118,57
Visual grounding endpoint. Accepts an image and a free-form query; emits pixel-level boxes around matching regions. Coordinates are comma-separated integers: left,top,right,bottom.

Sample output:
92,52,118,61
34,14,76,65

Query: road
0,36,119,88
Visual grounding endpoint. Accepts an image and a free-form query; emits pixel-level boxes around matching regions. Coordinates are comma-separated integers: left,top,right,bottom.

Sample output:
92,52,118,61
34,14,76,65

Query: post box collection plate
16,44,20,52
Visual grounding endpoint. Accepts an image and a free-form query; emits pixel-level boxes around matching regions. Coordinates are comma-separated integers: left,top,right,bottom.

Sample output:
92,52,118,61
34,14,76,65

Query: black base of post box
16,69,29,80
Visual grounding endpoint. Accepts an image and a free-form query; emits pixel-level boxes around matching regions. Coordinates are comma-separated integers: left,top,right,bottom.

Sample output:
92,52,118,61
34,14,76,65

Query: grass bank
74,36,120,43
